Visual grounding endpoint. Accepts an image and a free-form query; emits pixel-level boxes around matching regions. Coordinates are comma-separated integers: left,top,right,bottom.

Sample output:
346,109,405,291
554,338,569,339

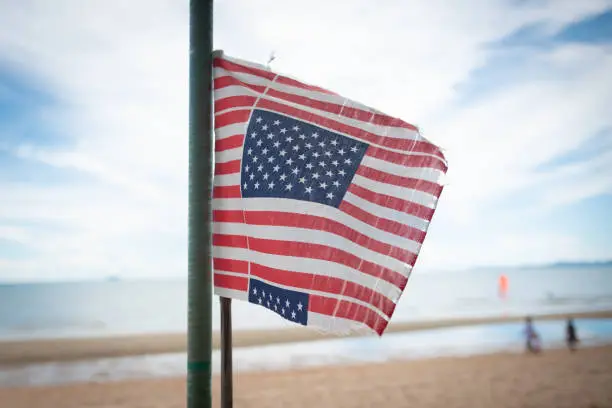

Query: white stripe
212,246,402,305
214,286,248,301
307,312,373,334
361,155,444,184
215,147,242,164
352,174,438,208
344,192,429,231
214,84,259,102
214,173,240,187
215,122,249,141
212,198,421,254
219,261,390,320
213,67,422,143
213,221,410,278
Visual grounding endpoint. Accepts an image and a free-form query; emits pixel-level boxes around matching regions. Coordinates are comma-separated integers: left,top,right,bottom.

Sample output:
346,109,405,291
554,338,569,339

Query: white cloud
0,0,611,280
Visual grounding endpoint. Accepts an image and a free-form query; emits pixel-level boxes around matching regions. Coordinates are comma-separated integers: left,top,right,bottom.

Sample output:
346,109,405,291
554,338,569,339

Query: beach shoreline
1,310,611,366
2,345,611,408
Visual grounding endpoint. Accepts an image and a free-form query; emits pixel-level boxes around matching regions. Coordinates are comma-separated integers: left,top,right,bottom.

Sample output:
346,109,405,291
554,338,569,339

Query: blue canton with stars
248,278,309,325
240,109,369,208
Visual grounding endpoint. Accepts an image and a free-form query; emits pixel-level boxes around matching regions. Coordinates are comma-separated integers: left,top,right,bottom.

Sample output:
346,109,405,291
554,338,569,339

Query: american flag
212,51,447,335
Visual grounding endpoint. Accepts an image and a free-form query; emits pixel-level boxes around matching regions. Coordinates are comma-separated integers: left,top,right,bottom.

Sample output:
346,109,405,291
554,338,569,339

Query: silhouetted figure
524,316,541,354
566,318,579,352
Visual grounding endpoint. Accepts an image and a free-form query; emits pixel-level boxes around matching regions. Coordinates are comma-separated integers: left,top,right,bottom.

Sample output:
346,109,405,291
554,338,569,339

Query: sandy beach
2,310,611,365
2,345,611,408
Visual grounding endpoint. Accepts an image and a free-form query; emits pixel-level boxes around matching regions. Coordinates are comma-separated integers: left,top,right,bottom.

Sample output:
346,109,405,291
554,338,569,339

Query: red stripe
214,57,336,95
250,263,395,318
213,185,241,198
213,258,249,274
255,98,444,157
214,75,266,93
214,77,419,134
309,295,388,335
213,210,417,265
339,201,426,243
213,234,407,289
356,166,443,197
365,146,447,173
348,184,434,222
215,95,257,113
215,160,241,175
215,134,244,152
215,109,251,129
214,272,248,292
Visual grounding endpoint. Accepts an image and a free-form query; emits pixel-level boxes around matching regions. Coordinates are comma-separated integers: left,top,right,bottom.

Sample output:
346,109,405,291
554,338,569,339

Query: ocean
1,265,611,341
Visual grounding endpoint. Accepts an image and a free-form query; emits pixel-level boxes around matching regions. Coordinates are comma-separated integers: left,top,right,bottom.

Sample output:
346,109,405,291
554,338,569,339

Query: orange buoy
498,274,508,298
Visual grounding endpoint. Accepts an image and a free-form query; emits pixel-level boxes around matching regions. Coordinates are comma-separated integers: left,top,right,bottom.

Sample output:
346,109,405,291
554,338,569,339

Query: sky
0,0,611,282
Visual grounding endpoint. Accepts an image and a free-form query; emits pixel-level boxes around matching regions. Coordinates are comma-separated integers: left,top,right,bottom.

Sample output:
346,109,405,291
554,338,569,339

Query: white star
268,181,275,189
324,151,332,157
267,156,275,163
292,145,300,151
292,125,300,131
243,182,248,189
249,173,255,180
331,139,338,146
256,117,262,123
279,173,287,181
306,163,314,170
285,183,293,191
269,293,273,300
326,192,334,199
274,119,280,126
298,134,306,140
247,148,253,156
297,302,303,311
305,143,313,149
276,297,280,304
319,182,328,189
274,304,278,311
286,158,294,165
332,160,339,166
299,177,306,184
258,297,262,304
338,148,345,155
286,136,294,143
292,167,299,175
285,299,291,307
267,300,270,307
333,180,340,187
318,141,325,148
326,170,334,177
344,158,352,164
280,128,287,134
244,165,250,172
253,288,257,295
305,186,313,194
256,139,263,146
250,131,257,138
312,152,320,158
291,310,297,319
257,164,264,172
350,146,358,152
312,173,320,179
254,182,260,189
267,133,274,139
261,148,269,155
279,149,287,157
263,173,270,180
339,169,346,176
318,161,326,167
298,154,306,160
252,156,258,163
262,124,268,130
262,290,266,297
281,308,286,315
312,132,319,139
273,141,281,148
273,165,281,172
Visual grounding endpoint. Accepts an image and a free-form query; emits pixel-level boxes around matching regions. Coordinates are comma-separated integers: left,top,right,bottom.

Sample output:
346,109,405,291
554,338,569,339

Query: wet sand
2,345,611,408
2,310,611,365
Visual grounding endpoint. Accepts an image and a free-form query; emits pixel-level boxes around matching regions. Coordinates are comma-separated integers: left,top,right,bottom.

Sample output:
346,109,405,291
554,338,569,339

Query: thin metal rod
220,297,234,408
187,0,214,407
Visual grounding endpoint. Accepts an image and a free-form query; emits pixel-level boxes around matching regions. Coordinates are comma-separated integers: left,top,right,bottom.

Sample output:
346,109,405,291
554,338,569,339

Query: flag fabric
212,50,447,335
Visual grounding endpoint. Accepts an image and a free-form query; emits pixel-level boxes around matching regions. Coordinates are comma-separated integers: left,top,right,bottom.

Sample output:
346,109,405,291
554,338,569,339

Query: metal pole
220,297,234,408
187,0,214,407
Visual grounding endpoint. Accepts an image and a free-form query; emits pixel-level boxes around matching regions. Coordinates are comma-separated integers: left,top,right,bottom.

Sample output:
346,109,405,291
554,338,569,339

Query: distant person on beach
566,318,579,352
524,316,541,354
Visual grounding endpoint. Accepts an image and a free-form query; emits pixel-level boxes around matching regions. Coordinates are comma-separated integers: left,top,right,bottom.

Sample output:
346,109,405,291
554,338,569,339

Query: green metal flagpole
187,0,214,407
